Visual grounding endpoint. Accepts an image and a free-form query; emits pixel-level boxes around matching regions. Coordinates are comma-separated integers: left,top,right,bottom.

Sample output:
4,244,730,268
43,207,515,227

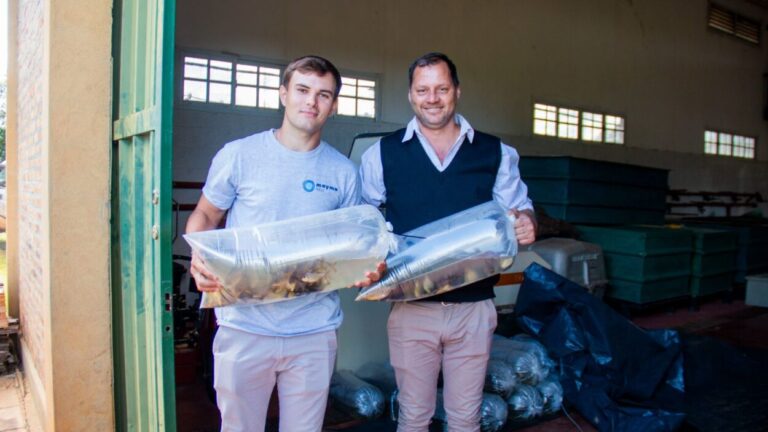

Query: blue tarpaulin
514,263,686,432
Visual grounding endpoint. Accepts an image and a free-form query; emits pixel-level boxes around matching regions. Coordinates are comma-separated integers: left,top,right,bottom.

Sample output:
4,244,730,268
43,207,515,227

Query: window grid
338,77,376,118
705,130,756,159
181,53,378,119
582,112,604,142
533,104,557,137
558,108,579,139
183,55,280,109
605,115,625,144
533,103,624,145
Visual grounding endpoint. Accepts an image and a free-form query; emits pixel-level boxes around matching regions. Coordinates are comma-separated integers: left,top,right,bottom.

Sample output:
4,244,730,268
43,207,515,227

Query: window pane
235,86,257,107
237,63,259,73
209,82,231,104
184,63,207,79
357,99,375,118
262,67,281,76
210,60,233,82
185,56,207,66
258,88,280,109
534,119,548,135
259,72,280,88
183,80,207,102
358,84,375,99
337,96,356,116
237,69,258,85
746,148,755,159
705,142,718,154
342,77,357,86
339,83,356,97
358,79,375,88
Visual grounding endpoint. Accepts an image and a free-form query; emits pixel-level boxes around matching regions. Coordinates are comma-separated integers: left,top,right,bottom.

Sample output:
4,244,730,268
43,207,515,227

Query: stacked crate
684,227,738,299
519,156,668,225
576,225,693,304
683,220,768,283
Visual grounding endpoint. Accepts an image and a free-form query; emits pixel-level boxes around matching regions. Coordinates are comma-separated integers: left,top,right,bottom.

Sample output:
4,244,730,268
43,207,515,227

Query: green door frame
111,0,177,430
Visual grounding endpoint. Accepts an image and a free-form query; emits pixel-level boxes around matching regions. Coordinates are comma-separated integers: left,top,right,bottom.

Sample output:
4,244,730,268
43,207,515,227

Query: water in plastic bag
184,205,391,308
356,201,518,301
434,389,509,432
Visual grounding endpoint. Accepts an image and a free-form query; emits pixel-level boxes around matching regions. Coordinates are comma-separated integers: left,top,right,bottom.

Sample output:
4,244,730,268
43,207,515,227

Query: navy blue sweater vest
380,128,502,303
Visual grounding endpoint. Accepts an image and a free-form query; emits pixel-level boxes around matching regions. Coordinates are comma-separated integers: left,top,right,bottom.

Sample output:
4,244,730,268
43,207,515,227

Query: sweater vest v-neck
380,128,502,303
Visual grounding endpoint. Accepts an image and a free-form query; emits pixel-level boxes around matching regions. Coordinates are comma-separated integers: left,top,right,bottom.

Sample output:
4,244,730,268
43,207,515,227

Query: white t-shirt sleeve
493,142,534,212
340,164,363,208
359,141,387,207
201,143,238,211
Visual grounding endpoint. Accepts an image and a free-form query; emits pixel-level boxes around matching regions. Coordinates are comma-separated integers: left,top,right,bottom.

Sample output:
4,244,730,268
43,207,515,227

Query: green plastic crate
608,276,690,304
541,205,665,225
605,252,692,282
690,272,734,298
684,227,739,253
691,250,737,277
519,156,669,189
526,179,667,210
576,225,693,256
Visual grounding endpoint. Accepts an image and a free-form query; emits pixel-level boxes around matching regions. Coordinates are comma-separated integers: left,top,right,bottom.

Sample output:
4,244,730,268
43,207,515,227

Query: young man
359,52,537,432
187,55,382,432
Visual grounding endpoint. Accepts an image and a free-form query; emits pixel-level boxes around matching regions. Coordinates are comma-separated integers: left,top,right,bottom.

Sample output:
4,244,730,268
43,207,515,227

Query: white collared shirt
359,114,534,212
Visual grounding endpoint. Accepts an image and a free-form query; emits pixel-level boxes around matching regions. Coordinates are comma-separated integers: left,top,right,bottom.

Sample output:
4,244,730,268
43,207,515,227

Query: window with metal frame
180,52,378,119
705,130,756,159
534,103,625,144
337,77,377,119
181,55,281,109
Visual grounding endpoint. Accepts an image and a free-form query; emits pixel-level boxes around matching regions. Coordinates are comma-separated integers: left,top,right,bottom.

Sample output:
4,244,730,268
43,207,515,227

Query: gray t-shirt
202,129,361,336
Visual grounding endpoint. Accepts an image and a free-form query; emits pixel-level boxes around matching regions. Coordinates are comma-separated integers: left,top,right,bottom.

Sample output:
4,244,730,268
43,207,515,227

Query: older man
359,52,536,431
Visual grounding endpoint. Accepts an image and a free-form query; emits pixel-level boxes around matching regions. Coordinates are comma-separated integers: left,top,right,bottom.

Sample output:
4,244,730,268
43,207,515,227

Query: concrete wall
9,0,115,430
173,0,768,200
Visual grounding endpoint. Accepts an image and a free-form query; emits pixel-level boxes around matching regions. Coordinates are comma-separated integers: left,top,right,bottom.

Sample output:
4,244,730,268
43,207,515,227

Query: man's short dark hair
282,55,343,98
408,52,460,88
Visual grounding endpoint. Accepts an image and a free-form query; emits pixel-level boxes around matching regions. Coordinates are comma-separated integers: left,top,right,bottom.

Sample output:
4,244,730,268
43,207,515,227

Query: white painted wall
174,0,767,183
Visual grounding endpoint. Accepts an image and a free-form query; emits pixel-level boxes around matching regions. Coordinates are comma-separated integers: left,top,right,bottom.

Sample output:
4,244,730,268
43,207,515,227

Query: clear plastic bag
485,359,518,397
536,377,563,414
184,205,391,308
506,384,544,421
355,362,399,421
433,389,509,432
490,335,548,386
356,201,518,302
329,370,385,419
509,334,556,377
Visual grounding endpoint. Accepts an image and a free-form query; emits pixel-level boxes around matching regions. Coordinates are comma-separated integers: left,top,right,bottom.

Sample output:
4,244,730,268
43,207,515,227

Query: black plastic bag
514,263,685,432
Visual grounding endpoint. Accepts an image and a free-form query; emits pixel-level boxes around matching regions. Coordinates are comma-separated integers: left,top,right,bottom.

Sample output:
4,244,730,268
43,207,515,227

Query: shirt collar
402,114,475,143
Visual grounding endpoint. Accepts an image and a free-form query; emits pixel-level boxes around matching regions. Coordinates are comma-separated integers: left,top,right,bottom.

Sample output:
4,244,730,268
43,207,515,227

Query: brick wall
17,0,47,384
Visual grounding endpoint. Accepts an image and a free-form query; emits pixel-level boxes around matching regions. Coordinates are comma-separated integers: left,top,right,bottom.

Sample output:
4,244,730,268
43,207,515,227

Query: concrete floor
0,373,28,432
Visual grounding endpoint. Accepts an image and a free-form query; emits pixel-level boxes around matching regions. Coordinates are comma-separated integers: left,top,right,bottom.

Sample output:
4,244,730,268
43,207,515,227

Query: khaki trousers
213,326,337,432
388,300,497,432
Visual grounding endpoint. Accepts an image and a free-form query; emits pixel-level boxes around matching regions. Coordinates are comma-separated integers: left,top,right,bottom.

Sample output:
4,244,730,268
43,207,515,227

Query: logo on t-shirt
302,179,338,193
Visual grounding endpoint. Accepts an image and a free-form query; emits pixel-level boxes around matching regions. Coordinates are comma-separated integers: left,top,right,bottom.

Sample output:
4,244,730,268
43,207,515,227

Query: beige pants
388,300,497,432
213,326,337,432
